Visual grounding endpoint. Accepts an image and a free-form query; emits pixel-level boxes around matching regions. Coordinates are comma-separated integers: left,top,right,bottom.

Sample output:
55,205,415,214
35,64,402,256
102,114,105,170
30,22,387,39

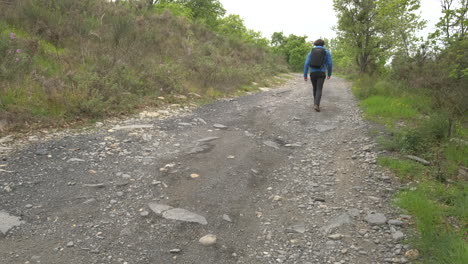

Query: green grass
396,182,468,264
360,96,419,126
354,76,468,263
378,156,428,180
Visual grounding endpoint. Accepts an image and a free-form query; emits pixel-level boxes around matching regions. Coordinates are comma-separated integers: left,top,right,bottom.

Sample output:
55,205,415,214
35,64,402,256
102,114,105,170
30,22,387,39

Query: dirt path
0,76,412,264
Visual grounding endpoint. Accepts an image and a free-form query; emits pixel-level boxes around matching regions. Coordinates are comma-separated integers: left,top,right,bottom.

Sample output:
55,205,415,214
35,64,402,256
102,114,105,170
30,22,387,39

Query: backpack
309,47,326,68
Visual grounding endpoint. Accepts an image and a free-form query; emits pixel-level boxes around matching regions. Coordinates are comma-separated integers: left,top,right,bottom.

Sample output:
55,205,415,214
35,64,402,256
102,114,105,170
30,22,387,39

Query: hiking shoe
314,104,320,112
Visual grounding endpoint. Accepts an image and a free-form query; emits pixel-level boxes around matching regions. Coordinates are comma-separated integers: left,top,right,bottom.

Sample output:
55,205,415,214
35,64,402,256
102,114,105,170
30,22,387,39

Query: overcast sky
219,0,443,40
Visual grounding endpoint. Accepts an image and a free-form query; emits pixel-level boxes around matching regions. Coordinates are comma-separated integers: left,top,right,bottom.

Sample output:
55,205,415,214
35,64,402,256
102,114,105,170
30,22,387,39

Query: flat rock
286,224,306,234
365,212,387,225
388,219,404,226
263,140,280,149
321,213,352,233
162,208,207,225
67,158,85,162
0,210,24,235
315,125,336,132
196,137,220,143
148,203,173,215
213,124,228,129
188,144,213,154
111,124,154,130
83,183,106,188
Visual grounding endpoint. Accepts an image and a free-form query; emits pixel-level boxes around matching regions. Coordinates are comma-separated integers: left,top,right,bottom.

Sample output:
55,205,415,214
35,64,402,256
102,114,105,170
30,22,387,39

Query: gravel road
0,76,413,264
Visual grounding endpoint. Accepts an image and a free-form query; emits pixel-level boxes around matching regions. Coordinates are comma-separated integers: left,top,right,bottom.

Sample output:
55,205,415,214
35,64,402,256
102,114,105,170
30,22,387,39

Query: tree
333,0,424,73
181,0,225,28
271,33,310,71
432,0,467,45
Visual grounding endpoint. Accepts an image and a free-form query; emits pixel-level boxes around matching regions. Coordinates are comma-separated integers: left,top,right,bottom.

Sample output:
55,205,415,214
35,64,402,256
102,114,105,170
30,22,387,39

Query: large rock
321,213,352,233
148,203,173,215
365,212,387,225
0,210,24,235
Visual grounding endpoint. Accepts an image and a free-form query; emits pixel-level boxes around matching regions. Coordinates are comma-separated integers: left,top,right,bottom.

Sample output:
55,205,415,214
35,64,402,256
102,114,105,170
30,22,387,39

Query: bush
0,0,288,131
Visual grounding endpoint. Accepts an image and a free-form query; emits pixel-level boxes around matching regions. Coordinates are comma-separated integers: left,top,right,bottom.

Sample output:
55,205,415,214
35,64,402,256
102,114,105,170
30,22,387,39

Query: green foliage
152,2,193,18
0,0,287,130
333,0,425,74
360,96,419,125
344,1,467,262
217,15,269,47
396,182,468,264
271,32,311,71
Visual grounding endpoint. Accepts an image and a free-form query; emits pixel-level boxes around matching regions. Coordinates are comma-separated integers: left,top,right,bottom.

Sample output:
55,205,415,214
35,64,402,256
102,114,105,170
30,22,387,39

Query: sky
219,0,444,40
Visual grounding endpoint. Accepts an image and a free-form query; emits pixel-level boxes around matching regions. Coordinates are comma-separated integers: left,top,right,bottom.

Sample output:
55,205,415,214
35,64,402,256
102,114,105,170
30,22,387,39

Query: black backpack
309,48,326,68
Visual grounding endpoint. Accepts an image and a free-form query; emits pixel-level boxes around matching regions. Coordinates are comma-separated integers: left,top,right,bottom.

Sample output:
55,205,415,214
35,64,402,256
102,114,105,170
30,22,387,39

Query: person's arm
326,50,333,79
304,52,311,81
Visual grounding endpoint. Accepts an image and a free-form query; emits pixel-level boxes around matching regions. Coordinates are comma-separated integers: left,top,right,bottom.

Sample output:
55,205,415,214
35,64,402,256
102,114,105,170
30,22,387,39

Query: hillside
0,0,287,132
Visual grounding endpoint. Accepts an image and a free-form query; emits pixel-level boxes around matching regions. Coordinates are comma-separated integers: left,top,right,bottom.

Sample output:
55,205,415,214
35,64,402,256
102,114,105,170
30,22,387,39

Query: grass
396,182,468,264
360,96,419,126
353,76,468,263
378,156,428,180
0,0,288,132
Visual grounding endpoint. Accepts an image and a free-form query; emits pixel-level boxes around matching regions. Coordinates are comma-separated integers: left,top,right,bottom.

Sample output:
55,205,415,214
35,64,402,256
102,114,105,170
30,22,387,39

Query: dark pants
310,72,326,106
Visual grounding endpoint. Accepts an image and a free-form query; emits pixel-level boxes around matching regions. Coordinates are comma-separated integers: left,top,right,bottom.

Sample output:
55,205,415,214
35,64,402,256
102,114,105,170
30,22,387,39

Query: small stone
273,195,282,201
388,219,404,226
328,234,343,240
190,173,200,179
140,211,150,217
35,149,48,155
25,204,33,209
199,234,217,246
404,249,420,260
83,183,105,188
222,214,232,222
196,137,220,143
392,231,404,241
213,124,228,129
66,241,74,247
169,249,181,253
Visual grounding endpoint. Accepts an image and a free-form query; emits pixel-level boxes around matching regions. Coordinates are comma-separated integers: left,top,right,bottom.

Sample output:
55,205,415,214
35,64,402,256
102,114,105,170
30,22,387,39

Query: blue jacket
303,46,333,77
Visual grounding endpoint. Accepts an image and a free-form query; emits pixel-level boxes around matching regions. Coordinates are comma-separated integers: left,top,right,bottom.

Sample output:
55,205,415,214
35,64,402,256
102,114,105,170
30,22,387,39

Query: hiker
304,39,333,112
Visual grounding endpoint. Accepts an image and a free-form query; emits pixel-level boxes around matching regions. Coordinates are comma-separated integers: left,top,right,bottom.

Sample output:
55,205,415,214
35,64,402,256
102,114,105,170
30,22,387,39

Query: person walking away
304,39,333,112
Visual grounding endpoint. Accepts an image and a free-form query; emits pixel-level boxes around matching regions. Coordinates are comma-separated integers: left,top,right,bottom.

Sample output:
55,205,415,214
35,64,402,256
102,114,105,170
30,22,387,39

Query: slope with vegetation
0,0,288,132
332,0,467,263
